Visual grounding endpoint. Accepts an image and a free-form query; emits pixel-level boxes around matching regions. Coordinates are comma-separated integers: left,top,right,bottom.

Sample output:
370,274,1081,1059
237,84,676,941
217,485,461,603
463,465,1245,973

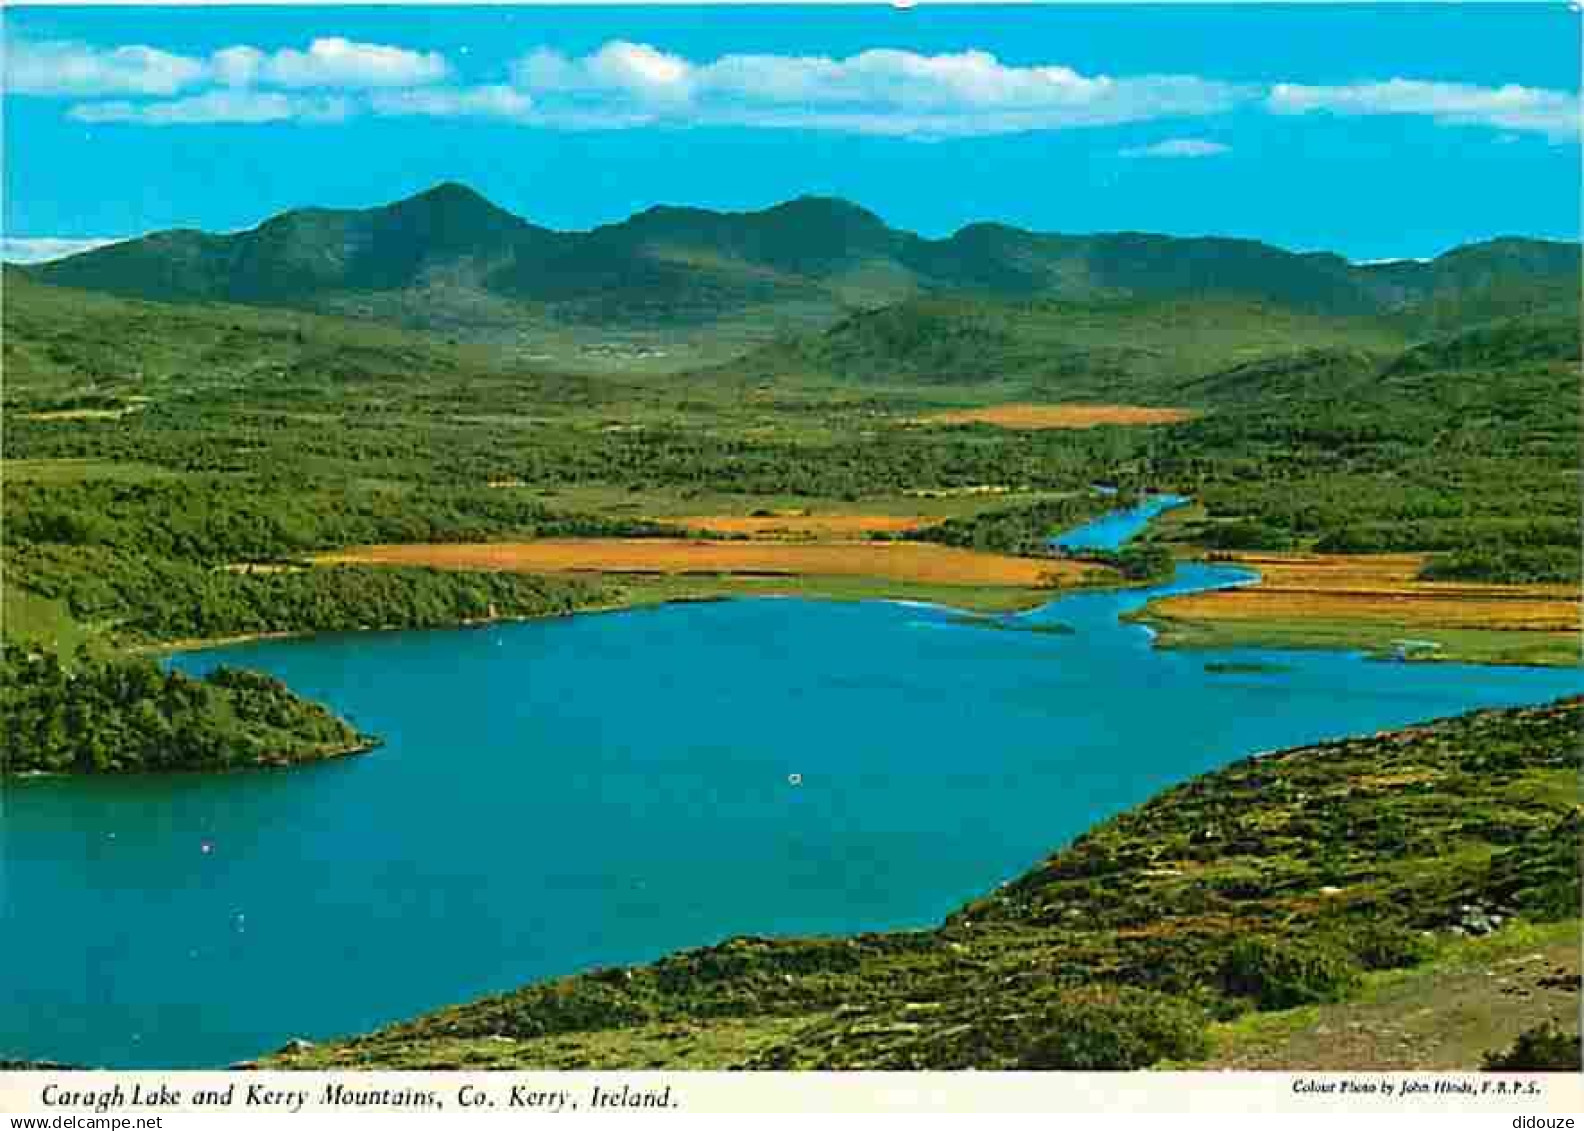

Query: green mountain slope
26,184,1578,341
714,295,1408,397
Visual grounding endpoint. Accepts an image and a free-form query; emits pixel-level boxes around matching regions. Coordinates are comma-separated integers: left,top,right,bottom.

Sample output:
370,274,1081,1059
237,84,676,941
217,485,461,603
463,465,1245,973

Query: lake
3,499,1580,1068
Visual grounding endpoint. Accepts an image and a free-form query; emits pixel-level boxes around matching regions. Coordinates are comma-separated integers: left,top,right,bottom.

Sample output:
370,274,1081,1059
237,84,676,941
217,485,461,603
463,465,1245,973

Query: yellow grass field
319,539,1098,588
918,403,1197,430
671,514,933,538
1153,553,1579,631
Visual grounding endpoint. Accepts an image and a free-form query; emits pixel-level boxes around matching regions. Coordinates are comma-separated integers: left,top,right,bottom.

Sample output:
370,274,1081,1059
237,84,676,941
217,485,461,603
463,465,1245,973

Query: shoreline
1135,618,1582,670
2,736,382,782
136,582,1059,658
1127,550,1581,670
136,599,652,658
139,558,1578,670
136,496,1189,656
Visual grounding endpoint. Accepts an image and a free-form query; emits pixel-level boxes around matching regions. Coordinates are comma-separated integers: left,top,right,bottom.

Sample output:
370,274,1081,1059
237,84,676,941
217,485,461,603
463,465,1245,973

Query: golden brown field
319,539,1099,588
918,403,1197,430
1153,552,1579,631
671,514,933,538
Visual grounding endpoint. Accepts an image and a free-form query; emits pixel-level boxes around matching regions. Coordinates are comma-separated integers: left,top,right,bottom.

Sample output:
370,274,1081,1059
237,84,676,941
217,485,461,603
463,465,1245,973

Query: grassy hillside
715,294,1405,396
1157,308,1582,576
261,697,1583,1070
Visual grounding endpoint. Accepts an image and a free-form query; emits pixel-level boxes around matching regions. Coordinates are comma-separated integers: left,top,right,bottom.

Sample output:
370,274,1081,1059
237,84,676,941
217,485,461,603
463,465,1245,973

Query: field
1143,552,1580,664
1153,553,1576,630
671,513,932,538
317,539,1104,589
915,403,1197,430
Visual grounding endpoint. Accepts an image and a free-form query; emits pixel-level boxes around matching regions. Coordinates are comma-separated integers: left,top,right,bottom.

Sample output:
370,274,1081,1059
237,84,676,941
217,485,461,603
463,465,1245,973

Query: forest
6,547,612,644
2,643,373,774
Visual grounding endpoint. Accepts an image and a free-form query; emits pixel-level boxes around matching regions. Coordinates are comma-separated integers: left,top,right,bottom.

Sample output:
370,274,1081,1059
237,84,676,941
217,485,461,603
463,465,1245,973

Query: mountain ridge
25,182,1580,338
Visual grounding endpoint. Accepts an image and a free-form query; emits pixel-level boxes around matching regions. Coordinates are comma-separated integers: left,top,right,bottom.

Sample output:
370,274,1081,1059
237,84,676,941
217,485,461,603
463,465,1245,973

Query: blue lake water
3,502,1580,1068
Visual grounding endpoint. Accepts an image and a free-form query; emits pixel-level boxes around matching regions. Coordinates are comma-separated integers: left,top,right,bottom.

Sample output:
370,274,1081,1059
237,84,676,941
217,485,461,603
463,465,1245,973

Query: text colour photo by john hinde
1,0,1581,1118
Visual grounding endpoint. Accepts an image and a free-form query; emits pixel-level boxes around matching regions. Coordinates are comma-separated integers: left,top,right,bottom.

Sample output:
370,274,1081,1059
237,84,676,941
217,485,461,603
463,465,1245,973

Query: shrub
1016,987,1212,1070
1199,520,1293,551
1483,1024,1582,1072
1218,937,1362,1010
1331,921,1436,972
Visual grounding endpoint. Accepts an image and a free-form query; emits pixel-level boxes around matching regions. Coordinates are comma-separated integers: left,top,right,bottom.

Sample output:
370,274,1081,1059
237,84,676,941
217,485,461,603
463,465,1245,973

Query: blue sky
3,4,1579,262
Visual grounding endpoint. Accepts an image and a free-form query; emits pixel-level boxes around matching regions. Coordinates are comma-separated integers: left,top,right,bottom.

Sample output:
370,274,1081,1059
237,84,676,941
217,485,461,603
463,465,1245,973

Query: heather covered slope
263,697,1583,1070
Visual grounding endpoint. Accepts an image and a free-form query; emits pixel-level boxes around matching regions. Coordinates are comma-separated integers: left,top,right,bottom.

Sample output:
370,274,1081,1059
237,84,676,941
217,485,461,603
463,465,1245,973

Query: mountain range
25,183,1580,343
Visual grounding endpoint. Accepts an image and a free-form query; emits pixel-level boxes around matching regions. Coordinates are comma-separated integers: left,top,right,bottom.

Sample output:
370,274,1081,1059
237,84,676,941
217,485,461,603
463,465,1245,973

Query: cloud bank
7,36,1578,142
72,91,354,126
8,37,448,96
1119,137,1230,159
367,85,534,122
6,41,207,97
1269,79,1580,142
508,42,1247,136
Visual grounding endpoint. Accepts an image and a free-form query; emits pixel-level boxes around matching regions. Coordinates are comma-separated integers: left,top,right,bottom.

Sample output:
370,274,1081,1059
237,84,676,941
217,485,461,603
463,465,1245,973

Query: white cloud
516,41,692,104
5,40,208,96
509,43,1248,136
6,36,447,99
211,46,266,88
1119,137,1229,159
1269,79,1581,142
368,85,534,121
257,37,449,90
70,90,353,126
18,34,1579,147
1,236,130,264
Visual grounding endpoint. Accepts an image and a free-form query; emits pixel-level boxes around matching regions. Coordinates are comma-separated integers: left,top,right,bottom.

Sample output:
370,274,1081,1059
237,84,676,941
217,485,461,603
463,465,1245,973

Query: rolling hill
711,295,1409,396
25,183,1579,345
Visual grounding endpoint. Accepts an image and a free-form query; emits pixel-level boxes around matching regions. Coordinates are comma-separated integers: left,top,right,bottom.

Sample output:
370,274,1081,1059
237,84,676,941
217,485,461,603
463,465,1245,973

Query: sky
3,4,1580,262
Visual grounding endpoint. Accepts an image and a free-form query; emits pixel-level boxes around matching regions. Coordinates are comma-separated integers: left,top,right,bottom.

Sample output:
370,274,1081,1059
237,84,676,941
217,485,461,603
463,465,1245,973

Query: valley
2,182,1579,1073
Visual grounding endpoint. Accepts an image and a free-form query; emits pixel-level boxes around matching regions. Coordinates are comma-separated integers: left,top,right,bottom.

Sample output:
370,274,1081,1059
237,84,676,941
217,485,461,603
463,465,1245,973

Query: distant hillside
714,294,1408,398
0,264,507,408
26,183,1579,340
1383,309,1582,377
1174,347,1385,405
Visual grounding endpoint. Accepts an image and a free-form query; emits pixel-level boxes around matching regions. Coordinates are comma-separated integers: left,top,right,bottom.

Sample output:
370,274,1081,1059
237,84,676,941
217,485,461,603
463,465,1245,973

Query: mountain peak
766,195,885,226
387,181,513,219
